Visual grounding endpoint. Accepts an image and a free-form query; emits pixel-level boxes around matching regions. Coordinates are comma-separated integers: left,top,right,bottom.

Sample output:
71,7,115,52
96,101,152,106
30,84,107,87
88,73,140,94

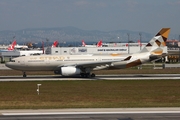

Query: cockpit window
11,60,15,62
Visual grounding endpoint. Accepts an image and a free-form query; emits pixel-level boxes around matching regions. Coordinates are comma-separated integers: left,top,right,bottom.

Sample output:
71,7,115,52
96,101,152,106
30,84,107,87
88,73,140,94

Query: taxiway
0,108,180,120
0,74,180,81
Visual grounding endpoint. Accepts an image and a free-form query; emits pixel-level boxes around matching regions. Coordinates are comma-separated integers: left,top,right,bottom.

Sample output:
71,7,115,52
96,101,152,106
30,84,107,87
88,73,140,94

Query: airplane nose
5,62,16,69
5,62,11,68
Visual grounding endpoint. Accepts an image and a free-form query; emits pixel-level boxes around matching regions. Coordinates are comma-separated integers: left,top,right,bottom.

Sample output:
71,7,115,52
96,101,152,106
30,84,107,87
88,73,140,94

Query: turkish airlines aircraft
7,40,17,50
51,40,59,48
6,28,170,77
0,40,17,52
82,40,102,47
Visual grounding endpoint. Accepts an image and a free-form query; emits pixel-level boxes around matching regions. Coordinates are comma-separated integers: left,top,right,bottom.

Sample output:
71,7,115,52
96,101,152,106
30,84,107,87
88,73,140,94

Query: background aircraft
0,40,17,52
7,40,17,50
15,44,28,50
51,40,59,48
6,28,170,77
82,40,102,47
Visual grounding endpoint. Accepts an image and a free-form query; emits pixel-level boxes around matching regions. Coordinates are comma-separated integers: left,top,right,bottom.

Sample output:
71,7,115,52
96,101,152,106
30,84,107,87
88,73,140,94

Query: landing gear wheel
23,72,27,77
85,73,91,78
91,73,95,78
80,73,91,78
80,73,85,78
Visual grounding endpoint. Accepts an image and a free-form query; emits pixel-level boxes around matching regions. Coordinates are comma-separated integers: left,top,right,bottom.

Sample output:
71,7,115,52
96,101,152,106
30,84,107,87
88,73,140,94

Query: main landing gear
80,73,95,78
23,72,27,77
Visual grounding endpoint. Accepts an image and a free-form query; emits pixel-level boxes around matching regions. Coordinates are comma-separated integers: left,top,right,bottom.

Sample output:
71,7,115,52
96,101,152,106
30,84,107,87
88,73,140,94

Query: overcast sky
0,0,180,34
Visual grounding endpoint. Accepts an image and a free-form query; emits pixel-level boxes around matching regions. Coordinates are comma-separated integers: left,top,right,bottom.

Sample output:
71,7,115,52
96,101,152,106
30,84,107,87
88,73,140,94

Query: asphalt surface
0,108,180,120
1,74,180,81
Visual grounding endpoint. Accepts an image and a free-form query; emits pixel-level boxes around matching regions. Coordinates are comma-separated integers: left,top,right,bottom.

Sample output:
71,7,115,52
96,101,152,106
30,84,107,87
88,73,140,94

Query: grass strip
0,80,180,109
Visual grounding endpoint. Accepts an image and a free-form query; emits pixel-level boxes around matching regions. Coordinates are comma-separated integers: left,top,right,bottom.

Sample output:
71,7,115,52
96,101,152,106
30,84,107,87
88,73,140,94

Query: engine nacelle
58,67,81,76
149,55,161,62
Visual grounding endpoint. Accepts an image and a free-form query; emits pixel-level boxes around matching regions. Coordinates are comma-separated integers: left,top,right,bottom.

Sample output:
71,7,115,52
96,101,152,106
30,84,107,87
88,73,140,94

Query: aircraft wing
57,60,121,69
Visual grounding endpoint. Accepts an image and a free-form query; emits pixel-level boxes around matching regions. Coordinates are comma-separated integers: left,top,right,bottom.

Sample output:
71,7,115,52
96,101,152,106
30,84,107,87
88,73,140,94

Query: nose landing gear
23,72,27,77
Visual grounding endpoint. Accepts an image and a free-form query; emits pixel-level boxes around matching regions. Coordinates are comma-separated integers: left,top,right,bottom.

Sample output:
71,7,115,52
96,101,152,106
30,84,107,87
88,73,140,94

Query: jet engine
54,67,81,76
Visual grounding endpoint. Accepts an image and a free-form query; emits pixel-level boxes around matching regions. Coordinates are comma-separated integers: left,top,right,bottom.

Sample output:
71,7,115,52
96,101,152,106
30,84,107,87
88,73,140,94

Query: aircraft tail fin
7,40,16,50
140,28,170,55
52,40,58,48
122,28,170,68
138,40,142,46
97,40,102,47
82,40,86,47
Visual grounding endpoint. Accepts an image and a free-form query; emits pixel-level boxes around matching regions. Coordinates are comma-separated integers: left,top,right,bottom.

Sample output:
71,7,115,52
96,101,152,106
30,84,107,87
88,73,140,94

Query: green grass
1,67,180,109
0,80,180,109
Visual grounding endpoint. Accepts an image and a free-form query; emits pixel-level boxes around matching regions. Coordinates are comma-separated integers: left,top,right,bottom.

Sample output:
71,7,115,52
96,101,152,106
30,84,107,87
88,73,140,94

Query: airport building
0,50,43,62
45,43,148,55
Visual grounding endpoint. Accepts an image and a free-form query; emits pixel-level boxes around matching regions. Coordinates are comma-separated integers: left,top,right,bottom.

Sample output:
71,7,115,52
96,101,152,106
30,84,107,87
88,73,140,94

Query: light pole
139,33,142,69
127,33,130,54
46,38,49,47
139,33,142,50
117,36,120,47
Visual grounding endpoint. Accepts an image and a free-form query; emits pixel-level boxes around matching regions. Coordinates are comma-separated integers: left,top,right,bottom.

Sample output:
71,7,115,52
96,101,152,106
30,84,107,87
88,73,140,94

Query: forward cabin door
20,58,25,65
45,58,51,70
46,59,50,65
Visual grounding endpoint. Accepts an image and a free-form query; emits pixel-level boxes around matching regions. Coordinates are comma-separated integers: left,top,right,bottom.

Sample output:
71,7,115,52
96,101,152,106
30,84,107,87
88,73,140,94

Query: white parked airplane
5,28,170,77
15,44,28,49
20,40,58,56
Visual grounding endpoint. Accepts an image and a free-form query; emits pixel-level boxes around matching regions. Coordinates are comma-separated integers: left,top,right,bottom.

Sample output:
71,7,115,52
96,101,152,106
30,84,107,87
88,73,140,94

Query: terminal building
0,50,43,62
45,43,148,55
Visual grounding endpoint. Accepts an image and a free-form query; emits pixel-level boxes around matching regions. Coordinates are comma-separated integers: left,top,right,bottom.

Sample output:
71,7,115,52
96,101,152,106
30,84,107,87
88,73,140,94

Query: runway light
37,84,42,95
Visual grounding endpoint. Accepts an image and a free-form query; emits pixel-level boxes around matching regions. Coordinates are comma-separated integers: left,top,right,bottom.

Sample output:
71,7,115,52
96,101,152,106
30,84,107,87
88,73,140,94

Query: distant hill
0,26,175,46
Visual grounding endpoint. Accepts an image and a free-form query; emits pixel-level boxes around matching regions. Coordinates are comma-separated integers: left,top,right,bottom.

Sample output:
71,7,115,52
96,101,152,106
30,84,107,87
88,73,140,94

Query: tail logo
141,28,170,55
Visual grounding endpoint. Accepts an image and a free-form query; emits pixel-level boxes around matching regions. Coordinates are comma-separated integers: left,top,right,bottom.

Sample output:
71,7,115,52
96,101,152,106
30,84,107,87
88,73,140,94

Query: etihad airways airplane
5,28,170,77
